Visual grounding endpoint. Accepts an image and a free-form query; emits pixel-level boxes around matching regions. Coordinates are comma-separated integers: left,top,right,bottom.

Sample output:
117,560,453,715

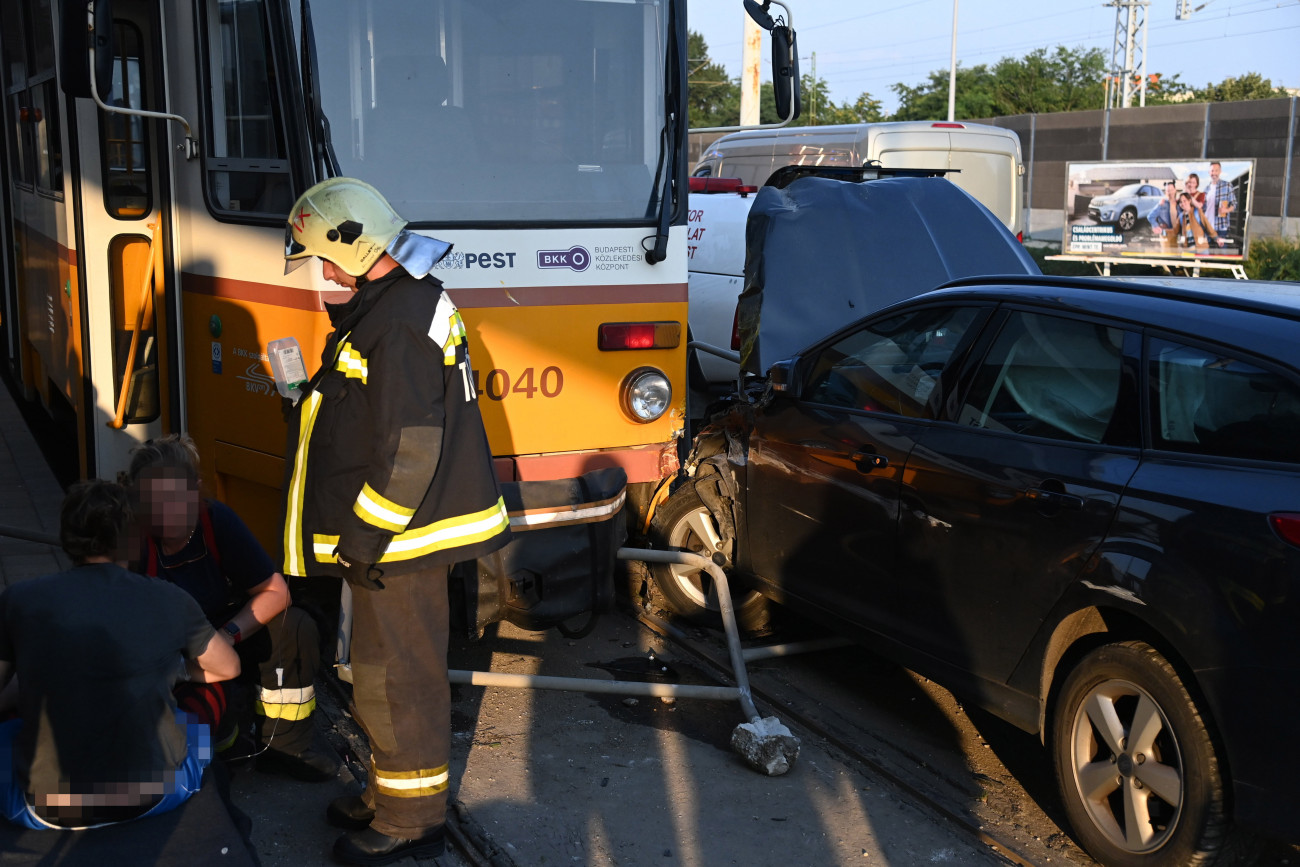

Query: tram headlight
621,367,671,423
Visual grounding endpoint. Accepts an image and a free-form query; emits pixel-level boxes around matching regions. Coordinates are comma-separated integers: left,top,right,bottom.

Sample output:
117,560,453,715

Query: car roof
936,274,1300,321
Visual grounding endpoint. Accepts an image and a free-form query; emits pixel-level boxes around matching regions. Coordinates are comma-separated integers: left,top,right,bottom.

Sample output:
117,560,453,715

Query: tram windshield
298,0,669,225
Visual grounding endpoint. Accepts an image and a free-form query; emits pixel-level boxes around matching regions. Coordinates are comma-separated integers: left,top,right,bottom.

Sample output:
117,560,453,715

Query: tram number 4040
472,366,564,401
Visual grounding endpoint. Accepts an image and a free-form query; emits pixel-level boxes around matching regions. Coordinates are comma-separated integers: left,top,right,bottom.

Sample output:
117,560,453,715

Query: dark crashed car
649,177,1300,866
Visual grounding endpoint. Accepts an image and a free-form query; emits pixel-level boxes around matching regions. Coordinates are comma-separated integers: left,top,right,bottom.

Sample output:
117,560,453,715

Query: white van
686,122,1027,396
692,120,1026,237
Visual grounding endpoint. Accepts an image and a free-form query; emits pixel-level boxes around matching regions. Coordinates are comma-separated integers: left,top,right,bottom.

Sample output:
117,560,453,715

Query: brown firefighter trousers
350,564,452,838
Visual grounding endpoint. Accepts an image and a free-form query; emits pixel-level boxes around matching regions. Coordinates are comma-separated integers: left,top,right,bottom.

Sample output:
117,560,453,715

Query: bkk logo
536,246,590,272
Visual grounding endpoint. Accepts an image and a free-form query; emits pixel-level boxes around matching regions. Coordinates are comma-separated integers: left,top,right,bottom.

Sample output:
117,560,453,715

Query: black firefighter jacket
281,268,510,578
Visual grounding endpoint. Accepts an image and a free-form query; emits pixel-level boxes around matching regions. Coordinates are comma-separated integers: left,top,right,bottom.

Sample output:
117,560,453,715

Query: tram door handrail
109,221,159,430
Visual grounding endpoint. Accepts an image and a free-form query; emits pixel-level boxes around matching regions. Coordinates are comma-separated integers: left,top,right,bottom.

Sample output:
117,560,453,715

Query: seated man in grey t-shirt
0,480,240,830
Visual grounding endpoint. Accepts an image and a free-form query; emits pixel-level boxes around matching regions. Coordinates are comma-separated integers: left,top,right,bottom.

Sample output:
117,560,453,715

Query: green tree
891,65,999,121
991,46,1106,114
687,30,739,128
1193,72,1288,103
799,74,884,125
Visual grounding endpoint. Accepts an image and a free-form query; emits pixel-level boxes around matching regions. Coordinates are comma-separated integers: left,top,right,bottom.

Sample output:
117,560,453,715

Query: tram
1,0,690,550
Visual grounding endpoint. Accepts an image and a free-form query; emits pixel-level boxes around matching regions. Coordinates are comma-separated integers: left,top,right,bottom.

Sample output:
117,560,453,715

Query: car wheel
1117,207,1138,232
648,486,772,634
1053,641,1229,867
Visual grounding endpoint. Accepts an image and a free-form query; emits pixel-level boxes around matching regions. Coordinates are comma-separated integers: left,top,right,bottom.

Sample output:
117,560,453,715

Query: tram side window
202,0,293,217
4,0,62,194
99,22,151,219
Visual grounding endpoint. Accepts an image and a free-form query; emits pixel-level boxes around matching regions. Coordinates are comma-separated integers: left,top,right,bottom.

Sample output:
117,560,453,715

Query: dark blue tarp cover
736,176,1039,375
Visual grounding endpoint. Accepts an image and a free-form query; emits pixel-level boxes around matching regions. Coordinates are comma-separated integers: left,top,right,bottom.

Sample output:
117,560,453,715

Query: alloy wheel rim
667,506,724,609
1069,677,1184,854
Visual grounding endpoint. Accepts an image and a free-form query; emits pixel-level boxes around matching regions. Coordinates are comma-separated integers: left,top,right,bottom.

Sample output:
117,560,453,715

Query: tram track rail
631,610,1051,867
314,603,1074,867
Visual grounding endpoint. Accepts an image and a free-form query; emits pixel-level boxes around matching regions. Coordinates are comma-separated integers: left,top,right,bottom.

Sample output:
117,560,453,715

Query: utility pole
811,51,817,124
740,14,761,126
1106,0,1149,108
947,0,959,122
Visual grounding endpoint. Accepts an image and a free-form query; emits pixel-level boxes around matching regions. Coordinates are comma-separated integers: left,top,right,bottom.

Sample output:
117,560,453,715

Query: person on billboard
1184,173,1207,214
1150,181,1181,250
281,177,511,865
1204,161,1238,248
1176,192,1223,255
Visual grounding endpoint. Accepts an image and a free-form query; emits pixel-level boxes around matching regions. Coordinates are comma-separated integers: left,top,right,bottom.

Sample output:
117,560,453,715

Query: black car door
742,304,991,636
895,308,1142,685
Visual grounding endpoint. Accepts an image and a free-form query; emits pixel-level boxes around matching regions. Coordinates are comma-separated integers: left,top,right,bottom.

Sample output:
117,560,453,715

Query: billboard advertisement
1064,160,1253,261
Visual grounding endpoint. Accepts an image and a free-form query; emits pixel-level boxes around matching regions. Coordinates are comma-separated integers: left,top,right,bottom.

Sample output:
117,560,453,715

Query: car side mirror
59,0,115,99
767,359,801,398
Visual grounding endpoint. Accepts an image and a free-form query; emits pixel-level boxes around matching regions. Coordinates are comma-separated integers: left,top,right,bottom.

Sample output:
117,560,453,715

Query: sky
687,0,1300,115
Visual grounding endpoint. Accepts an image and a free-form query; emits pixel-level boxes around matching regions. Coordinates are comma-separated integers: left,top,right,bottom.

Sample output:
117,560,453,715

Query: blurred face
1186,175,1199,192
1179,194,1192,212
1210,163,1221,182
1165,183,1176,198
137,468,200,544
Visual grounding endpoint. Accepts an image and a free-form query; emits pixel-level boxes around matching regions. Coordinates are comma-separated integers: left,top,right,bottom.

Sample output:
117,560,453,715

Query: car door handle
851,449,889,472
1026,487,1084,511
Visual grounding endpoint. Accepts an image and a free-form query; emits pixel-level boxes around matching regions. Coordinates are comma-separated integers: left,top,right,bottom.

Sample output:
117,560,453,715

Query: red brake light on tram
688,177,759,195
598,322,681,351
1269,513,1300,548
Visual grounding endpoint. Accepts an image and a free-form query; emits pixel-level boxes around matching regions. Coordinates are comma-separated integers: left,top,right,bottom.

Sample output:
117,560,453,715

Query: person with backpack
127,435,336,783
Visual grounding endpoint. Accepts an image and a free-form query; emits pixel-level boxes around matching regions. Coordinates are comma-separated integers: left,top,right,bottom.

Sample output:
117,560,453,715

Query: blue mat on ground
0,765,259,866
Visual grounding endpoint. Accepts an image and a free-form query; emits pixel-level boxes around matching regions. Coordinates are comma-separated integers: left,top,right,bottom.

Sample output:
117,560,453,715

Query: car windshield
298,0,668,224
1110,183,1143,197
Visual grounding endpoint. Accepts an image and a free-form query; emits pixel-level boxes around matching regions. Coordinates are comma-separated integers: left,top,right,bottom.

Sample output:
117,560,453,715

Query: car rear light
621,367,672,423
598,321,681,351
688,177,759,195
1269,513,1300,548
1017,231,1024,243
730,306,741,351
931,122,965,129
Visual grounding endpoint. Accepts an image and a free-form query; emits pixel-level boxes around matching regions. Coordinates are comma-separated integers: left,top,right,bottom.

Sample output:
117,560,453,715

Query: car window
1150,338,1300,464
802,306,982,418
959,311,1127,444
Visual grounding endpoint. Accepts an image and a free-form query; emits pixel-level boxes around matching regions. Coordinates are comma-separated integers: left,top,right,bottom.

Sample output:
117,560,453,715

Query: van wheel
648,486,772,635
1053,641,1231,867
1118,207,1138,232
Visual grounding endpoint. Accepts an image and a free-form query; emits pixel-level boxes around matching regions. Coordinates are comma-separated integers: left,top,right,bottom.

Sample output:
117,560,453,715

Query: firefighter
281,177,510,865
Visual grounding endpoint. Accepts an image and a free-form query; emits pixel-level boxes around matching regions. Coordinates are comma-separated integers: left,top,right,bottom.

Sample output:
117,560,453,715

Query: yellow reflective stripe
429,295,465,366
259,686,315,704
310,498,507,564
284,391,324,577
256,696,317,721
336,342,368,383
353,483,417,533
442,313,467,365
372,762,449,799
376,497,509,563
312,535,341,563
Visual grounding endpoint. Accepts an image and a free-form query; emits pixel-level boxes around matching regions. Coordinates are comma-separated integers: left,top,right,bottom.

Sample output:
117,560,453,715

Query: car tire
648,485,772,634
1117,207,1138,232
1053,641,1230,867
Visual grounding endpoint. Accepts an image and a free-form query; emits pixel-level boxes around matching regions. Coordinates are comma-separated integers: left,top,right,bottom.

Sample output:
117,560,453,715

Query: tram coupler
617,546,800,776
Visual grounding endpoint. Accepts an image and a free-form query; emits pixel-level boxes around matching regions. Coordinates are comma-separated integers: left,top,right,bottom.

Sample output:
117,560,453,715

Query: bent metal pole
444,548,762,724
